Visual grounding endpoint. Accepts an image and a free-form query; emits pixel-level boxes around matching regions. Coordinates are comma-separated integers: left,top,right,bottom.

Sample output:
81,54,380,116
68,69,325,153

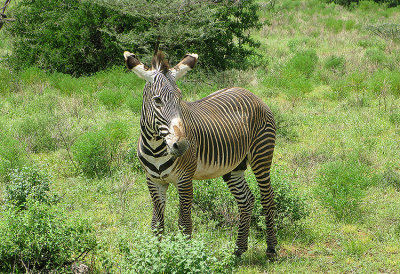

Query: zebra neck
140,133,168,157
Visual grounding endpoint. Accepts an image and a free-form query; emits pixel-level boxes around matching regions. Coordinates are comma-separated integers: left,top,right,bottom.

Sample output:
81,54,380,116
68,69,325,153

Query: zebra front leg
177,179,193,236
223,169,254,257
147,179,169,235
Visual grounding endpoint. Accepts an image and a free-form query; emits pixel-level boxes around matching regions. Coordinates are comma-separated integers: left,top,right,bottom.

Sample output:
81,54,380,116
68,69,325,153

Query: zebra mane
151,51,170,73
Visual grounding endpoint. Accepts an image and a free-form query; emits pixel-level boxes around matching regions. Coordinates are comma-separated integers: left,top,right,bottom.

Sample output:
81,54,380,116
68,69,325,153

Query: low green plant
381,167,400,190
192,167,309,232
192,178,237,227
97,88,128,110
118,232,235,273
316,157,372,222
0,199,96,273
72,121,130,178
15,113,58,153
286,49,319,78
325,55,345,71
324,17,344,33
0,130,27,179
368,70,400,97
4,166,56,209
365,48,387,65
250,167,309,232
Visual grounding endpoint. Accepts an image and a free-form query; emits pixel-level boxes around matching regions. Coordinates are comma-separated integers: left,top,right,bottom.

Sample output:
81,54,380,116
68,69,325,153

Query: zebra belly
193,160,241,180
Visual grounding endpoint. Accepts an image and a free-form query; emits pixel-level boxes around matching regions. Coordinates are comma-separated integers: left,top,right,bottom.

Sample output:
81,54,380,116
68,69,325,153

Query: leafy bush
15,113,58,153
381,167,400,190
119,232,234,274
7,0,136,76
0,130,27,179
316,158,372,222
96,0,262,71
368,70,400,97
193,179,237,227
286,49,319,78
0,199,96,273
72,121,130,178
366,23,400,42
325,55,345,71
324,0,399,8
250,168,309,232
365,48,387,65
192,167,309,232
4,166,56,209
324,17,344,33
97,88,128,110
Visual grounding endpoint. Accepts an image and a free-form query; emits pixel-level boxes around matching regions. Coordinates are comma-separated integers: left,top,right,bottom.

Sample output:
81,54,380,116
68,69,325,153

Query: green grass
1,0,400,272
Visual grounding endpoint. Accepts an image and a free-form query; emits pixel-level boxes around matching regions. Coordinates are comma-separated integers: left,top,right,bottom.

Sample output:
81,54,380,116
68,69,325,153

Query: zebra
124,50,277,257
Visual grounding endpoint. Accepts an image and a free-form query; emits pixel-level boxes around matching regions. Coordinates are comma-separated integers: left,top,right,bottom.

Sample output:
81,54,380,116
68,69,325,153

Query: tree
95,0,262,70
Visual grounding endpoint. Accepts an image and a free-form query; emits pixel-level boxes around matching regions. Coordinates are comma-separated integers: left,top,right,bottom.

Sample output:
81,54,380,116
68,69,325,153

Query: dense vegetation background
1,0,400,272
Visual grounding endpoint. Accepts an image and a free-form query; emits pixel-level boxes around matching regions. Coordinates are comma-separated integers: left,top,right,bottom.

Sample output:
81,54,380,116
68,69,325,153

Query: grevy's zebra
124,51,277,257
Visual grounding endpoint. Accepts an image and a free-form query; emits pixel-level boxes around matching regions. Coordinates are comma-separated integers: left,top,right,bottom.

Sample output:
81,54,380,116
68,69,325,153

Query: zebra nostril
173,143,179,150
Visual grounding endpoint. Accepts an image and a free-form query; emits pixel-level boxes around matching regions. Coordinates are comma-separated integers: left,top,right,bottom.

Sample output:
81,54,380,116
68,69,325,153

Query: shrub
324,17,344,33
192,167,309,232
15,113,58,153
72,121,130,178
325,55,345,71
7,0,136,76
316,158,372,222
119,232,234,274
4,166,56,209
97,88,128,110
250,168,309,232
96,0,262,71
0,199,96,273
365,48,387,65
0,130,27,179
381,167,400,190
368,70,400,97
286,49,319,78
192,178,237,227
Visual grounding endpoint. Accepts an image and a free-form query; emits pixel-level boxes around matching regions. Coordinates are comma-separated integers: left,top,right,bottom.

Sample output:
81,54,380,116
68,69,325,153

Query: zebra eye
152,96,163,108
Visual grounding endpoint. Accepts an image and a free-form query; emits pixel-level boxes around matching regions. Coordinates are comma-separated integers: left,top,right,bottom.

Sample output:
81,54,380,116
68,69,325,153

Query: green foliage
324,0,400,8
325,55,345,71
4,166,56,209
0,199,96,273
119,232,235,273
286,49,319,78
0,130,27,179
193,179,237,227
72,121,130,178
381,167,400,190
316,157,372,222
15,113,58,153
366,23,400,42
324,17,344,33
365,48,387,65
251,168,309,232
368,70,400,97
97,88,128,110
7,0,135,76
192,168,309,232
97,0,262,71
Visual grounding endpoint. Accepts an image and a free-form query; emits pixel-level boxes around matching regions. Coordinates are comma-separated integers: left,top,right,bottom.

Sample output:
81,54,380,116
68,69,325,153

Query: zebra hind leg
223,161,254,257
249,132,277,257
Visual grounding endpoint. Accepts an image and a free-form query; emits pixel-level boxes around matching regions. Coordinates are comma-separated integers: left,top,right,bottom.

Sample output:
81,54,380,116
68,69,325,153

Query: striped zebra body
125,51,277,257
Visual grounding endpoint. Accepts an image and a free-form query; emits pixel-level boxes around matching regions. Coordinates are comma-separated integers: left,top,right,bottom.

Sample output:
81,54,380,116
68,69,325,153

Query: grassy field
1,0,400,272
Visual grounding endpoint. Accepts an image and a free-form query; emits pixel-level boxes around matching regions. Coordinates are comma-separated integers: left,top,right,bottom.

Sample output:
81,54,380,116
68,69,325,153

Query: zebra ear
170,53,198,80
124,51,154,83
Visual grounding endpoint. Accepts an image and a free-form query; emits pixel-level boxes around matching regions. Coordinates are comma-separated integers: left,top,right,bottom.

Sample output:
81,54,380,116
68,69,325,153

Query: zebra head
124,51,198,157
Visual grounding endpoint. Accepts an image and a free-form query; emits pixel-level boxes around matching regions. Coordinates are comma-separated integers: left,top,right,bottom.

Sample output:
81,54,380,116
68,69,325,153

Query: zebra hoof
234,248,246,257
266,248,277,259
